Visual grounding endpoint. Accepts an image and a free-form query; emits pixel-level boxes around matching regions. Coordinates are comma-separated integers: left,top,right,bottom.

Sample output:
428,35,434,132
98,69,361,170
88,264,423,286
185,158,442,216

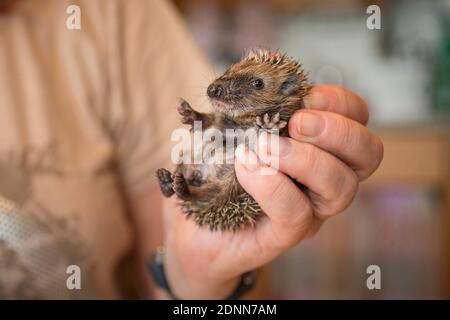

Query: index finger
234,145,314,250
304,84,369,125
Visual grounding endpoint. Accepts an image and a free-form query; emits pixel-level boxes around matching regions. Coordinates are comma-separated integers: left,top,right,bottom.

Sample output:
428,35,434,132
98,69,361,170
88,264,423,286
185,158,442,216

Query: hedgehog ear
280,75,299,96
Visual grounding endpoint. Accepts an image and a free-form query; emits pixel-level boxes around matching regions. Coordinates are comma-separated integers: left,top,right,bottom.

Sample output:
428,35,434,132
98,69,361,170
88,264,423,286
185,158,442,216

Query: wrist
164,246,240,299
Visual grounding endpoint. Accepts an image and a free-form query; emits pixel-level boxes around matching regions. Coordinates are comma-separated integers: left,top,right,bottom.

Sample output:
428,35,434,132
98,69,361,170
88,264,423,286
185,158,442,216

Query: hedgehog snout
207,83,224,99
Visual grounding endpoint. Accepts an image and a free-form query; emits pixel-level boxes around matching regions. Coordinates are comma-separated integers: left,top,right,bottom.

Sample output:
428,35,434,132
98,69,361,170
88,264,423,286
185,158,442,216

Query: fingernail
304,91,328,109
298,112,324,137
235,144,259,172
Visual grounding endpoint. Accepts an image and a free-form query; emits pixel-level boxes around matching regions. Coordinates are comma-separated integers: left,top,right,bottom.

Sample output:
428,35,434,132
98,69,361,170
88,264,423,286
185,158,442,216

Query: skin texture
154,84,384,299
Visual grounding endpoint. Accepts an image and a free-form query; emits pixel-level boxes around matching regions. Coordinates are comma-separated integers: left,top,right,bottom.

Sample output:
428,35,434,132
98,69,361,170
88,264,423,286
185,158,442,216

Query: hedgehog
156,48,310,231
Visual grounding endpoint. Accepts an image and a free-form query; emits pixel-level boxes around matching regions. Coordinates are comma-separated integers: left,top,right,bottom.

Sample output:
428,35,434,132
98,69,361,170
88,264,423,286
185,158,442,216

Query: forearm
129,190,165,299
131,190,239,299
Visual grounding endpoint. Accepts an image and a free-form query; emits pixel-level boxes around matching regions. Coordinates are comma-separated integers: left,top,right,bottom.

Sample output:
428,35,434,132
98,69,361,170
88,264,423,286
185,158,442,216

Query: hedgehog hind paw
156,168,174,197
173,172,190,199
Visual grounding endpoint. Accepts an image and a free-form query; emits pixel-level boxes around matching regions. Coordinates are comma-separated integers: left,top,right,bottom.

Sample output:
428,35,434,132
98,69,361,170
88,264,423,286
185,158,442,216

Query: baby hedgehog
156,48,310,231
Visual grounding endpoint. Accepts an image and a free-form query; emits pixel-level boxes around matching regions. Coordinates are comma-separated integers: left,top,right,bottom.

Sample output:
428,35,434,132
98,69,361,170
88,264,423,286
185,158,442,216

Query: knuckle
335,172,359,213
342,87,369,124
345,172,359,201
335,114,354,147
273,234,294,251
266,175,287,200
276,210,313,250
301,143,319,173
359,99,370,125
303,218,323,239
359,134,384,180
329,114,361,158
325,169,347,201
325,84,344,110
289,200,314,231
322,170,359,217
267,181,314,248
372,135,384,171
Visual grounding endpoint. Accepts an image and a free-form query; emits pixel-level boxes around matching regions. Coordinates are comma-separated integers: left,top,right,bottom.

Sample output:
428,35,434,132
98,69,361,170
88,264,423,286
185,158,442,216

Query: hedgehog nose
207,84,224,99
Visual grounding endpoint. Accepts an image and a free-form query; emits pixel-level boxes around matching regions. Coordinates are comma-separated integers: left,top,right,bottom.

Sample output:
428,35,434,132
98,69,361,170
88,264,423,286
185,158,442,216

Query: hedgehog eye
250,78,264,90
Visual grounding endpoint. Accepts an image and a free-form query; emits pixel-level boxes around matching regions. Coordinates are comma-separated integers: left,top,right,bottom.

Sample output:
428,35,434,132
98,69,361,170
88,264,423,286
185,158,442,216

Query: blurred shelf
365,126,450,187
364,125,450,299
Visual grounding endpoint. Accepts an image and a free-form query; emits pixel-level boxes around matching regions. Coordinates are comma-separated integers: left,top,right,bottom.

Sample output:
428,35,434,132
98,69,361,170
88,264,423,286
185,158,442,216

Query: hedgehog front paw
256,113,287,133
178,99,197,126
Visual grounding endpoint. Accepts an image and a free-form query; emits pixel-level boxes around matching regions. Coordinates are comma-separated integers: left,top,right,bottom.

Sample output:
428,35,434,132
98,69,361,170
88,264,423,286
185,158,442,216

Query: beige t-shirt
0,0,212,299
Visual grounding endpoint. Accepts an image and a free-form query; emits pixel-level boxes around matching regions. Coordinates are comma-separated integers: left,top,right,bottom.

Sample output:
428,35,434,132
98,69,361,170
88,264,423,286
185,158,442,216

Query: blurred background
173,0,450,299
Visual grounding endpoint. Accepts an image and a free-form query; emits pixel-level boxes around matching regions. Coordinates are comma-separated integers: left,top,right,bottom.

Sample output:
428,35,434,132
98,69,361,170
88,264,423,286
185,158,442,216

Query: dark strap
147,251,257,300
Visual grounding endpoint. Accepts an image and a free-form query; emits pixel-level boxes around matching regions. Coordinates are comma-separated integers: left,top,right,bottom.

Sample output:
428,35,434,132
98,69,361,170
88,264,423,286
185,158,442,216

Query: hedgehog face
207,49,308,117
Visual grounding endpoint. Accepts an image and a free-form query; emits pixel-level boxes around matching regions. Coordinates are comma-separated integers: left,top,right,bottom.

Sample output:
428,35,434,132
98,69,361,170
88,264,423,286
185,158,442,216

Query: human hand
163,84,383,299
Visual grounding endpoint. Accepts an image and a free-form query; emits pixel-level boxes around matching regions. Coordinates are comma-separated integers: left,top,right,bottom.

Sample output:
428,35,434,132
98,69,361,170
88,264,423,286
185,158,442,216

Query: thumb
234,145,314,249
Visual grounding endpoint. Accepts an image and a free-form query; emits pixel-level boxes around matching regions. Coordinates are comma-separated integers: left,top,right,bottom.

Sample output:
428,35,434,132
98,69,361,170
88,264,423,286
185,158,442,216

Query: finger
234,145,314,250
304,84,369,125
288,110,384,180
257,136,359,219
